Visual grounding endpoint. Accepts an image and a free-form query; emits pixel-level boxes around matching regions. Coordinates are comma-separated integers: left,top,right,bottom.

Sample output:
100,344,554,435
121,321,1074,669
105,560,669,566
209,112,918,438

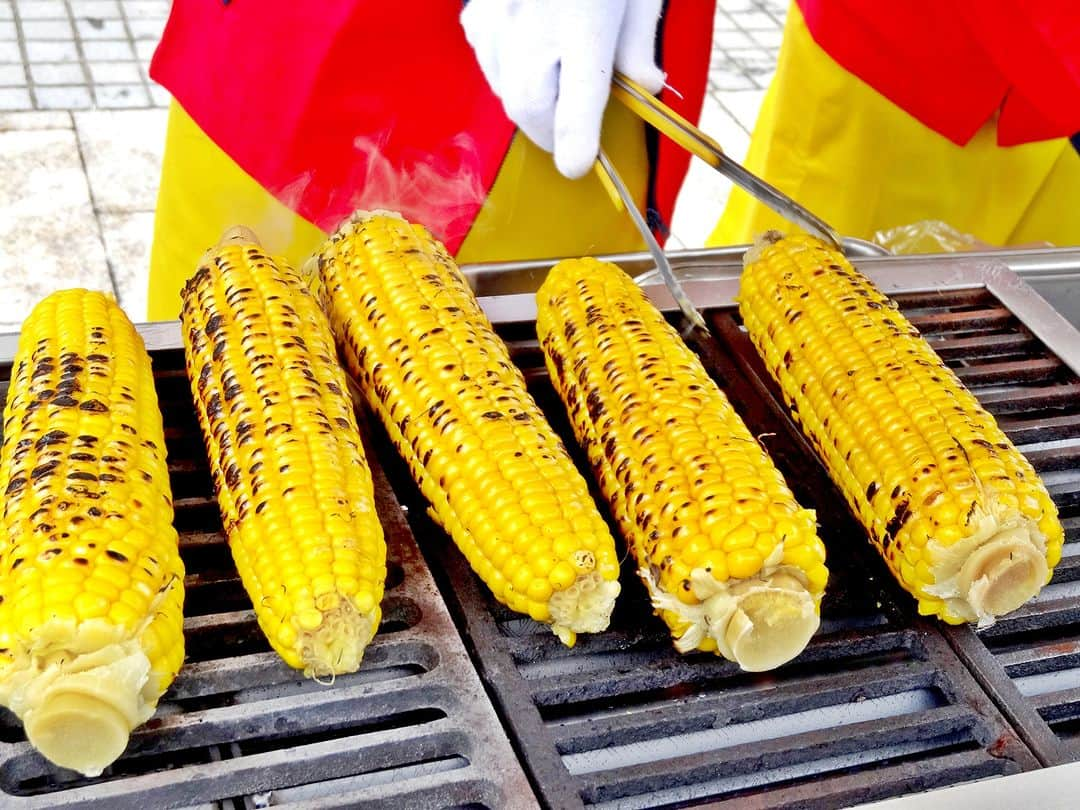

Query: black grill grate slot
0,350,535,809
381,287,1043,810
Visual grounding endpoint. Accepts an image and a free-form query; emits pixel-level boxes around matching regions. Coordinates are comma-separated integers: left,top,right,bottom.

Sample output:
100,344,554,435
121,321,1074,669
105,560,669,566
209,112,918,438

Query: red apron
150,1,715,252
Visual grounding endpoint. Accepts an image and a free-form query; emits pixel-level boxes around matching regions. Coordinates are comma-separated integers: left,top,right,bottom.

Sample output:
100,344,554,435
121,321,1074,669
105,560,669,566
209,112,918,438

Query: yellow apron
148,102,649,322
709,3,1080,250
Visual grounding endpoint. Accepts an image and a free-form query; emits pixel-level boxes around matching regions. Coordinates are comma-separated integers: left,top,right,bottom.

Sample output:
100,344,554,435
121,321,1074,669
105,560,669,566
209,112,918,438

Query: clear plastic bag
872,220,994,254
873,219,1055,254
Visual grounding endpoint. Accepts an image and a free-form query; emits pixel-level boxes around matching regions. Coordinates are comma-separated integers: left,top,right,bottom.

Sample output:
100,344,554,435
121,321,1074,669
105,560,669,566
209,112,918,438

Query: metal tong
593,73,843,331
594,150,707,331
611,72,842,249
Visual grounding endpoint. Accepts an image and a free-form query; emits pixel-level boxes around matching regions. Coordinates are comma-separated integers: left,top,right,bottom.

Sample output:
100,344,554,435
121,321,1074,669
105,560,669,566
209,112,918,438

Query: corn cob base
0,290,185,776
315,211,622,646
913,513,1046,622
641,550,823,671
740,232,1061,626
537,258,828,671
0,628,163,776
182,228,386,678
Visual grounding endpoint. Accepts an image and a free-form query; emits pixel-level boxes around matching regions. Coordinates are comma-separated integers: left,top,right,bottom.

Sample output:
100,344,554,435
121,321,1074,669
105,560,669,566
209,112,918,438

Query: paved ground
0,0,785,330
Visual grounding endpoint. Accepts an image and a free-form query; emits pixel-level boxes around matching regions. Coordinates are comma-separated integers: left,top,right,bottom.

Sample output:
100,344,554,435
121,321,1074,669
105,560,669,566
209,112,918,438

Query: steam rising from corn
740,232,1062,625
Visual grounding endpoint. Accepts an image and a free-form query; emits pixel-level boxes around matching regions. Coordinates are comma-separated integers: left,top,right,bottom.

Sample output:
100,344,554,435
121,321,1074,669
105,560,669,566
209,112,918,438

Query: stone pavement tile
126,17,164,40
713,11,739,32
81,38,134,60
718,0,757,12
26,39,79,62
0,125,112,330
740,60,777,89
14,1,68,20
0,40,21,62
74,107,166,212
714,47,777,90
122,0,169,18
709,68,755,92
21,18,75,39
100,210,153,322
134,38,155,61
30,62,85,85
714,29,755,49
72,0,121,16
709,97,754,160
94,82,149,107
720,89,768,134
148,83,168,106
88,60,140,83
0,63,26,84
36,84,92,109
0,1,12,22
0,109,71,129
0,19,16,38
729,9,778,30
750,28,784,48
0,86,29,109
74,16,126,40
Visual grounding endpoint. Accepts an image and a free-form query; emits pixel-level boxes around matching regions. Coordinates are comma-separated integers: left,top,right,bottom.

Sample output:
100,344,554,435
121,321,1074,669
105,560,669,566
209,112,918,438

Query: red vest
150,1,715,252
797,0,1080,147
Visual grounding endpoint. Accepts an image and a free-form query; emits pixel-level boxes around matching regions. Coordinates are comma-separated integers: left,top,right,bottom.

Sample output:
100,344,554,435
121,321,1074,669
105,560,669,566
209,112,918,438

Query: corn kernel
728,548,764,579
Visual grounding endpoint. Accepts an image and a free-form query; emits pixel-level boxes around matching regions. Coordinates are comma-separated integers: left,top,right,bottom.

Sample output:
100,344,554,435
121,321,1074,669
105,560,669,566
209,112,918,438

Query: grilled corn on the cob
0,289,184,776
181,227,386,677
314,211,621,646
740,232,1063,625
537,258,827,670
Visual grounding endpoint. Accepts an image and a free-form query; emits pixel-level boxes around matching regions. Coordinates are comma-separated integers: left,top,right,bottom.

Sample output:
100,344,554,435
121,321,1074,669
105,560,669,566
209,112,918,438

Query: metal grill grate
381,292,1045,810
0,349,536,810
1,260,1078,809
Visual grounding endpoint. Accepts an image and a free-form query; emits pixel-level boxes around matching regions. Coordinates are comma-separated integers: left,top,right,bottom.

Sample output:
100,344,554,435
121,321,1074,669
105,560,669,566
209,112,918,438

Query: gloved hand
461,0,666,180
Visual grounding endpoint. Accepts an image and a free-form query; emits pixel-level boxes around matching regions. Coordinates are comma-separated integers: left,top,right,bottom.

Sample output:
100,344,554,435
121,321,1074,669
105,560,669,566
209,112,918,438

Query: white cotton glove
461,0,666,180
